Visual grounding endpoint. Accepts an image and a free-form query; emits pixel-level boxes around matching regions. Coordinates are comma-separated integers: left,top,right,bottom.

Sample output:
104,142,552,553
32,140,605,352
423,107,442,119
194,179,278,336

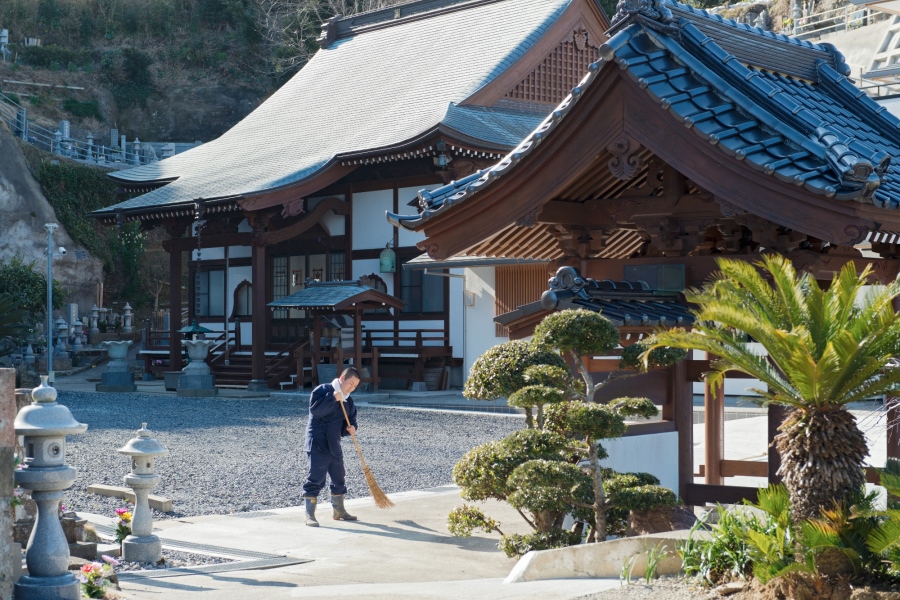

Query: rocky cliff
0,122,103,312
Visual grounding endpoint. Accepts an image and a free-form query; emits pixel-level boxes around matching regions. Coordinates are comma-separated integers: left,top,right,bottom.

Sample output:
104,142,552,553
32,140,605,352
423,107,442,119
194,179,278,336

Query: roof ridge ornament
606,0,678,36
812,127,886,200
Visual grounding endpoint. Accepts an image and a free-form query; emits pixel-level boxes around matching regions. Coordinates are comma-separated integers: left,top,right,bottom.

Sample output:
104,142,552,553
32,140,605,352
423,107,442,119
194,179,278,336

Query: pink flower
101,555,120,566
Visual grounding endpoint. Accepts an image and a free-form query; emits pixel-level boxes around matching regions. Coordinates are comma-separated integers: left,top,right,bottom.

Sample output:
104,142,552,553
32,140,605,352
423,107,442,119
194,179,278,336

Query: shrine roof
389,0,900,232
495,266,695,328
267,280,405,311
91,0,573,218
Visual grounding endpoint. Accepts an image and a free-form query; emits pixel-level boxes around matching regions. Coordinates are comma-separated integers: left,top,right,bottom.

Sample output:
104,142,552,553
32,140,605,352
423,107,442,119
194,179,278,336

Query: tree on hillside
643,255,900,522
0,256,65,326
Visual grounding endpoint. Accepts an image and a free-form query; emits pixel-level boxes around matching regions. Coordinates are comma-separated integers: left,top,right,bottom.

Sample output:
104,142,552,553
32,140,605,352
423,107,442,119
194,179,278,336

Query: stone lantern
177,338,217,397
89,305,100,335
14,376,87,600
71,320,83,353
123,303,133,334
118,423,167,563
97,340,135,392
54,318,68,356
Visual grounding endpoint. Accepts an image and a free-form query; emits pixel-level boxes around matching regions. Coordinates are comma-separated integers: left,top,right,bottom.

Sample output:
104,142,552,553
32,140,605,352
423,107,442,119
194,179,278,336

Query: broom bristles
363,466,394,509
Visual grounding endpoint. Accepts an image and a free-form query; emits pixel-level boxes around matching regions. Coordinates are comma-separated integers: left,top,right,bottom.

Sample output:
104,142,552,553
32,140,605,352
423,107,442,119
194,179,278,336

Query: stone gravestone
66,304,78,331
316,364,338,386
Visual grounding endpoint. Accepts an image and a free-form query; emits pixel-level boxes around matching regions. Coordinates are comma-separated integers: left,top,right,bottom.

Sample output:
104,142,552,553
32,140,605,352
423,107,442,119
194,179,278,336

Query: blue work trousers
302,451,347,497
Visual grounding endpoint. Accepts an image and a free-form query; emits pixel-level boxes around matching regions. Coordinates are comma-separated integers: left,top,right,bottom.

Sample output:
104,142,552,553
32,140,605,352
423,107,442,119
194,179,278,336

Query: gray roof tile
95,0,571,216
389,0,900,230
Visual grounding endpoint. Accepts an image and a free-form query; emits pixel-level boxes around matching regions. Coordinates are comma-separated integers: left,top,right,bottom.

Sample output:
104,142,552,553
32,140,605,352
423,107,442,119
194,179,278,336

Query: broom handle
337,392,369,471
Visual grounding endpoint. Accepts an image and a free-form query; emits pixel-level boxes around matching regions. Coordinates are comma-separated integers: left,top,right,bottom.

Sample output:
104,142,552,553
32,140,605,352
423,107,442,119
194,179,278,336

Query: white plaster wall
397,185,438,248
229,246,251,259
448,269,463,359
600,431,679,495
310,195,346,236
228,265,252,317
463,267,507,385
353,259,394,294
353,189,394,249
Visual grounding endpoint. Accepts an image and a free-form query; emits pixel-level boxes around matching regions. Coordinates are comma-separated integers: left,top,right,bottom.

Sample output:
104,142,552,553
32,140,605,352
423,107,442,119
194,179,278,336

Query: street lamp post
45,223,58,384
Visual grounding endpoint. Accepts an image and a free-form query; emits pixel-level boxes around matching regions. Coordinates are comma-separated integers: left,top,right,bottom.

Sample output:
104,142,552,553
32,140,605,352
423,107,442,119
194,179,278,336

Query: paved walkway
47,365,891,598
83,487,619,600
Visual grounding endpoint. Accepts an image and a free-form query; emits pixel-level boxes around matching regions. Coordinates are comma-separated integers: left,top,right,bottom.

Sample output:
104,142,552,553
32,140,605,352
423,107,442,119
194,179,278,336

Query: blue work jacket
304,383,358,458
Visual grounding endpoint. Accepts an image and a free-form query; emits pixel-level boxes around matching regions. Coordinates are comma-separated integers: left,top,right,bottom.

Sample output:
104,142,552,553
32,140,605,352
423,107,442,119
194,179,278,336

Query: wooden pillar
672,359,693,503
168,243,182,370
313,313,322,385
704,364,725,485
768,404,788,482
247,240,268,391
354,307,362,373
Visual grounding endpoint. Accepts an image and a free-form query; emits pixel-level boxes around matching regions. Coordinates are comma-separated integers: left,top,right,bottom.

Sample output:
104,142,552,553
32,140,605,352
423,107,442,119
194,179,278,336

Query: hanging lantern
379,241,396,273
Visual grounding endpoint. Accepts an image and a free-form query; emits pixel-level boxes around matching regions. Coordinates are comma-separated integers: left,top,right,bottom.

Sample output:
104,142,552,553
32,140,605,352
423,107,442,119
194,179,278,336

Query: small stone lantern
118,423,167,563
14,376,87,600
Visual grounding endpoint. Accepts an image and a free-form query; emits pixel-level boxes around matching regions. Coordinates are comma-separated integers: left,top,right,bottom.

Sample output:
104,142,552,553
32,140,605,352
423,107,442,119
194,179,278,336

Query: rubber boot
331,494,358,521
304,497,319,527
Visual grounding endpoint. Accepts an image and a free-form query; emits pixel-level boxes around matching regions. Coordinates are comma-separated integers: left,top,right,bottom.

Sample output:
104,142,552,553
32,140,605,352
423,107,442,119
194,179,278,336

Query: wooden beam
684,483,759,506
622,420,675,437
237,163,357,212
163,232,254,252
257,197,351,246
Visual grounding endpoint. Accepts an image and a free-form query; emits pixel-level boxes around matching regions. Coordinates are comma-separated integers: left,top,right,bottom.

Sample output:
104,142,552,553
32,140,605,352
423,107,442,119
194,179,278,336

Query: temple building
90,0,611,390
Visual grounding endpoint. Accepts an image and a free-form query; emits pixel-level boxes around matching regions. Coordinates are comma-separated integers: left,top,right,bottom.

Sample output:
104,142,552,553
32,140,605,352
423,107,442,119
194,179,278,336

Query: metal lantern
379,241,396,273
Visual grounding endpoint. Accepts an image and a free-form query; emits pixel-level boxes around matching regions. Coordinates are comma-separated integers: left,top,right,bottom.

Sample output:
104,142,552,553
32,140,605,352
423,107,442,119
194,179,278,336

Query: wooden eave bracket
256,197,351,246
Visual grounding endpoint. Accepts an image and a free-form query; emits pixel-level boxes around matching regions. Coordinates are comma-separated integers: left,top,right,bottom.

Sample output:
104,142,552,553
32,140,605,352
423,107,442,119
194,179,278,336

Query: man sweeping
302,367,360,526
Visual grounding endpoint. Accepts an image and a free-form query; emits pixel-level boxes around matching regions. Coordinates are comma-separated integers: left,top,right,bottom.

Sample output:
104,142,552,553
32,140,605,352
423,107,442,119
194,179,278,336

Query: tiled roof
389,0,900,230
495,266,695,327
268,281,401,309
93,0,572,217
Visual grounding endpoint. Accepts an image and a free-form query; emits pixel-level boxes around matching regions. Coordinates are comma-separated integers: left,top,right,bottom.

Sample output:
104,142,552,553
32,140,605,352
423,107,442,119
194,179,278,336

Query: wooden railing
294,342,381,390
264,338,305,388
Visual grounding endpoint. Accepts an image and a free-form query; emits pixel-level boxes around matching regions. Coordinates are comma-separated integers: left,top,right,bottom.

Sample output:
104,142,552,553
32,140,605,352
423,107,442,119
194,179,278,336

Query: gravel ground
110,550,234,572
57,391,523,520
577,576,720,599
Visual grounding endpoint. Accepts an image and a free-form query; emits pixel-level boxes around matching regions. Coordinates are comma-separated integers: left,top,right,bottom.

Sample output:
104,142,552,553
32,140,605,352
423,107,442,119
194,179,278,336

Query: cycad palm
644,254,900,521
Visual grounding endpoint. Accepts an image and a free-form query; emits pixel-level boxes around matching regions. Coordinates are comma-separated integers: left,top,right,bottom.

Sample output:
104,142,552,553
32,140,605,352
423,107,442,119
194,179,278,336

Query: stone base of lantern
246,379,269,392
96,372,136,393
164,371,182,391
177,374,217,397
15,572,81,600
122,535,162,564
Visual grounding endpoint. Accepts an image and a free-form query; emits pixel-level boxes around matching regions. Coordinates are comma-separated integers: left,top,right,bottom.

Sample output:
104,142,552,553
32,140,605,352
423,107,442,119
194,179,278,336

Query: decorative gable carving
503,26,601,105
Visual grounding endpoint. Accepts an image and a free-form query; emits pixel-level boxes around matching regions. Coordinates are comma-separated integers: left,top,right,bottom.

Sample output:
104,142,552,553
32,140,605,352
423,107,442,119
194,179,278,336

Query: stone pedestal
164,371,182,391
177,340,216,397
97,371,136,393
97,341,135,392
177,374,217,397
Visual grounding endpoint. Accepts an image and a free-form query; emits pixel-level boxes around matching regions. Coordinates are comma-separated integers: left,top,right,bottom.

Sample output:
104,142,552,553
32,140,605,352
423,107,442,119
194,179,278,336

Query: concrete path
92,486,618,600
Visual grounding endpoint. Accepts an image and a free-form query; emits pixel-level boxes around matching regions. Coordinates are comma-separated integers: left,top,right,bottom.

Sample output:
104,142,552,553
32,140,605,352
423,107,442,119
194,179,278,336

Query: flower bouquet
78,556,118,598
114,507,132,544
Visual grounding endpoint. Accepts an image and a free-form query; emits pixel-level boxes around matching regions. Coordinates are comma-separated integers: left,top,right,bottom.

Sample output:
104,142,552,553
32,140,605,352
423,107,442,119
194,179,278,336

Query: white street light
45,223,58,383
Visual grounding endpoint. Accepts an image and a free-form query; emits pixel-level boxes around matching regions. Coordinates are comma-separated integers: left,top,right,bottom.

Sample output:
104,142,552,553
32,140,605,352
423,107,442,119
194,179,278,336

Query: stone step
86,484,173,512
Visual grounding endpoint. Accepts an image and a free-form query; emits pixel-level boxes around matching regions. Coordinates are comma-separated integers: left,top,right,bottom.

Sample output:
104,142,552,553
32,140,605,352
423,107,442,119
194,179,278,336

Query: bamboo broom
336,389,394,509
